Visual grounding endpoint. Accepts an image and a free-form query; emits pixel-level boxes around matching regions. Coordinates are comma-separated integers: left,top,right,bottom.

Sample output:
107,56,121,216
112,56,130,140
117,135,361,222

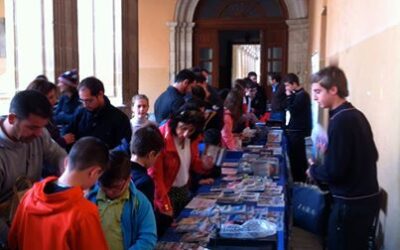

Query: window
0,0,54,115
77,0,122,105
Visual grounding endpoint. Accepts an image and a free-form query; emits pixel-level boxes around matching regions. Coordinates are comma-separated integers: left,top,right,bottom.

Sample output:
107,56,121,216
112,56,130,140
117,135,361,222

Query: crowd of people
0,65,379,250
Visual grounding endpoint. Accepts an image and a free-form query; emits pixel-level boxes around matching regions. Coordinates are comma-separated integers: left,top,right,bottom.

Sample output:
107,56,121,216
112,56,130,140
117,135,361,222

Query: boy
283,73,312,182
307,66,379,249
87,150,157,250
8,137,109,250
130,125,164,204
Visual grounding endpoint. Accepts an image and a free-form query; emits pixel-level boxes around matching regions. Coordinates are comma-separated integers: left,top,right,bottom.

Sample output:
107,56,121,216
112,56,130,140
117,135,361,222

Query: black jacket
154,86,185,123
286,87,312,136
310,102,379,197
63,96,131,151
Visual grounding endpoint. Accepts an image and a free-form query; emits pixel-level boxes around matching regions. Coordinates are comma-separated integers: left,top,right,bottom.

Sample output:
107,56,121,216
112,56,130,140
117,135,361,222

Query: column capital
286,18,309,31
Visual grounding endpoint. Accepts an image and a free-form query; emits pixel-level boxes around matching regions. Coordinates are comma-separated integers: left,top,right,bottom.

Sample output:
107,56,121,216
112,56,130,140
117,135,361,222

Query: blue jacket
63,96,132,152
87,182,157,250
54,92,81,126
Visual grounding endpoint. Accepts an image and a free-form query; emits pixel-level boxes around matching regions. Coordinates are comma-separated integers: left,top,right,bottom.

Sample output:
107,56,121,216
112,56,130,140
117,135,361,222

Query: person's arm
42,129,67,176
221,113,239,150
128,191,157,250
147,153,173,216
111,112,132,154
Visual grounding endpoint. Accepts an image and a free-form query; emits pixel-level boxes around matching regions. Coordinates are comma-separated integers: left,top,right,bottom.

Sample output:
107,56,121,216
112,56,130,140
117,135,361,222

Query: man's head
247,72,258,83
99,150,131,200
7,90,52,143
67,137,109,189
311,66,349,109
78,77,105,112
244,78,257,99
173,69,196,94
130,125,164,167
283,73,300,93
268,72,281,85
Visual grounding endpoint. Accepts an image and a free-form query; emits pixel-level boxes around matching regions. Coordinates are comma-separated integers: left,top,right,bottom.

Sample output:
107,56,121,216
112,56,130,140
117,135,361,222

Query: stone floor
289,227,324,250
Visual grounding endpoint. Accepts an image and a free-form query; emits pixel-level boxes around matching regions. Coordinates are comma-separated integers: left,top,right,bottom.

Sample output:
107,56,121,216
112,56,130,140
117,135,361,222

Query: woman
149,105,212,218
221,89,243,150
26,78,75,148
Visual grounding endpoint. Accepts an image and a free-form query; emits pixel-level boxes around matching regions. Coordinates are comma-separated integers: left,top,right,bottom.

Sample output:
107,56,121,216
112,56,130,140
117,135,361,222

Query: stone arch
169,0,309,82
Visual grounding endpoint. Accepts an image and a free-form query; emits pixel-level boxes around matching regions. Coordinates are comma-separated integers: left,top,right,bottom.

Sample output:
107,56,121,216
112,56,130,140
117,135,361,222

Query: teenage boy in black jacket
307,66,379,250
284,73,312,182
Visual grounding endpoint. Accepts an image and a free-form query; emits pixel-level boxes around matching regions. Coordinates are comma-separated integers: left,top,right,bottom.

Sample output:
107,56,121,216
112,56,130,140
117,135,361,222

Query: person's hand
201,155,214,170
306,167,314,181
199,178,214,185
308,158,315,166
63,133,75,144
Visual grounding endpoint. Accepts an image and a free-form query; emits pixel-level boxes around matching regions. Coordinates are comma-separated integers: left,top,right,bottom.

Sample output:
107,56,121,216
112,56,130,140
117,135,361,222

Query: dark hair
269,72,281,83
68,137,109,171
26,79,57,96
169,106,205,140
224,89,243,121
9,90,53,119
130,124,164,157
175,69,196,84
99,150,131,188
244,78,257,89
78,77,105,96
283,73,299,85
247,71,257,78
311,66,349,98
35,74,48,81
233,78,246,92
191,85,206,100
194,73,207,84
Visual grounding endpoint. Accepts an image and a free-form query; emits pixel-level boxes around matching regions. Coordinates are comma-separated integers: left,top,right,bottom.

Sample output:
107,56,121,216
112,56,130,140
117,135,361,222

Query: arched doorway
170,0,309,86
193,0,288,89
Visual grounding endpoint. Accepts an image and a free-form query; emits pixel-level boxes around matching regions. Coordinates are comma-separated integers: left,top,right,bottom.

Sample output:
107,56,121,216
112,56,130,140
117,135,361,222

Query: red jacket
8,176,108,250
148,122,206,214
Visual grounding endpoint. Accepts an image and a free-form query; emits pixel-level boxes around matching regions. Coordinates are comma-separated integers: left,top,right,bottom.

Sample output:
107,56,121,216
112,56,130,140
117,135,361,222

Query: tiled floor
289,227,324,250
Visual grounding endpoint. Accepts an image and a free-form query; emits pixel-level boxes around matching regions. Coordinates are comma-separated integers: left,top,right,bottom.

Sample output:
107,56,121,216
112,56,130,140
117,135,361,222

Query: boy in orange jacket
8,137,110,250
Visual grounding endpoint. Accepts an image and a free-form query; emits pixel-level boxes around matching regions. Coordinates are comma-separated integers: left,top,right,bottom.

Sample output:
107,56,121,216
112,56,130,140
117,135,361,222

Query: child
131,94,153,134
8,137,109,250
88,150,157,250
130,124,165,204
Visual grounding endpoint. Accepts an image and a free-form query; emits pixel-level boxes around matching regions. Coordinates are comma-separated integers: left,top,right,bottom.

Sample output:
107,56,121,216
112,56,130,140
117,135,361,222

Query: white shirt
172,137,191,187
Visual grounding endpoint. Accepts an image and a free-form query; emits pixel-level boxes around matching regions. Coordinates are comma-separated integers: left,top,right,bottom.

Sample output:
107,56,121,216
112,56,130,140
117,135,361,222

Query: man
0,90,67,244
154,69,196,124
247,71,267,117
307,66,379,250
268,72,286,122
63,76,132,152
284,73,312,182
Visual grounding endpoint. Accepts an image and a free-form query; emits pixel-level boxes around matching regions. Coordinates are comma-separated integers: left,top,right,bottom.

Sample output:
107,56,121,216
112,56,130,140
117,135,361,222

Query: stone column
286,18,309,84
167,22,177,83
168,21,195,82
53,0,78,82
121,0,138,109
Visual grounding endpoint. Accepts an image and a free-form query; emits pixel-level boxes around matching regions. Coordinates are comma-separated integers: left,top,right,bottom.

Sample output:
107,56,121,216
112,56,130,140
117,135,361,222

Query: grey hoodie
0,118,67,243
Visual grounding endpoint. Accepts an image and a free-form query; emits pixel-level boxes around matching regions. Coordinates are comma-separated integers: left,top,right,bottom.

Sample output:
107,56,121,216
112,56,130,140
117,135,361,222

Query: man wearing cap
54,69,81,130
62,77,132,153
